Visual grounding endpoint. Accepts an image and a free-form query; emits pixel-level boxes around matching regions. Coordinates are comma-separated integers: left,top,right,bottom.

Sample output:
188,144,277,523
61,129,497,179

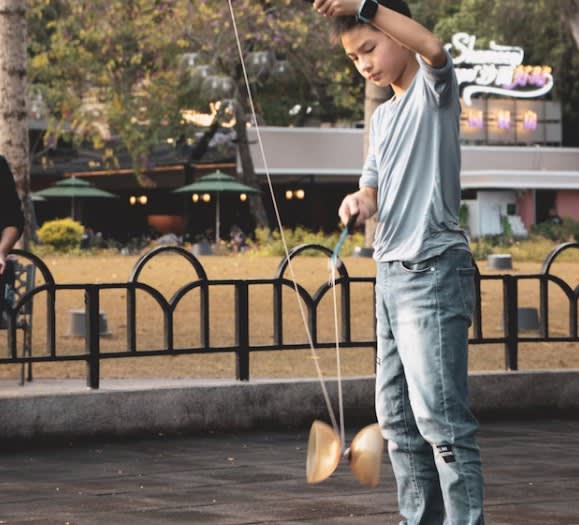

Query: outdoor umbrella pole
216,192,221,243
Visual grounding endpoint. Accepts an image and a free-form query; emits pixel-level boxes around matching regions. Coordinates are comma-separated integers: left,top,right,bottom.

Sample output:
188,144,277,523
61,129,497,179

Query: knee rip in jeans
435,444,456,463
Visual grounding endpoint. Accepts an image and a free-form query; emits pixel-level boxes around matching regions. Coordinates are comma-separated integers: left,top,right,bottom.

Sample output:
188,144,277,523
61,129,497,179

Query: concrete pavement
1,419,579,524
1,372,579,524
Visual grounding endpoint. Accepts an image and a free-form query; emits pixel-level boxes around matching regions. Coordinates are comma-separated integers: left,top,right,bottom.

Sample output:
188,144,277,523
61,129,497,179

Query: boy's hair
330,0,412,43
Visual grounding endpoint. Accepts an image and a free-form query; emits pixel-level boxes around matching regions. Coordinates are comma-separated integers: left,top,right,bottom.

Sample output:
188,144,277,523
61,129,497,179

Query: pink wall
517,190,535,229
557,190,579,221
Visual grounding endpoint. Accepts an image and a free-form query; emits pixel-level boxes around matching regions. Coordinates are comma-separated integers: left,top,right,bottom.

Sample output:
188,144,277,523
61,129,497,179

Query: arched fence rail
1,242,577,389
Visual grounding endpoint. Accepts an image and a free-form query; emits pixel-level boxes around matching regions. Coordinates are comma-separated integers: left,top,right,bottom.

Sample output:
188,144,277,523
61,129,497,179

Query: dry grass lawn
1,251,577,381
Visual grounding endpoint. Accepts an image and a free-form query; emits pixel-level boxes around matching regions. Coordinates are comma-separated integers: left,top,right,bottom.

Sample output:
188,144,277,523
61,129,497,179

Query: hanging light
129,195,148,206
29,92,47,121
202,193,211,202
188,64,216,91
179,52,202,72
192,193,200,203
201,75,235,102
246,51,275,81
285,190,293,200
240,193,247,202
295,189,305,200
270,59,293,83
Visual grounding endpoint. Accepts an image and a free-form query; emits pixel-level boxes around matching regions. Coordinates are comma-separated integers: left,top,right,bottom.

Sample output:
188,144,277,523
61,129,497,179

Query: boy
312,0,484,523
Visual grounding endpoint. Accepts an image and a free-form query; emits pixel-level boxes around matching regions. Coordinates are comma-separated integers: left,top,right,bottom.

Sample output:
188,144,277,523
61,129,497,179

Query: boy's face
341,25,410,88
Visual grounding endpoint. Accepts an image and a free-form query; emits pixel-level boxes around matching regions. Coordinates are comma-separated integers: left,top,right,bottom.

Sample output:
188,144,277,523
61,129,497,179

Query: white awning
461,170,579,189
244,126,579,189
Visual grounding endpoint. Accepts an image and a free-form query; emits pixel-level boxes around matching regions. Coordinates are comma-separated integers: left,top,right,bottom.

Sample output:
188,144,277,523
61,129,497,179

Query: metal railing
1,242,577,389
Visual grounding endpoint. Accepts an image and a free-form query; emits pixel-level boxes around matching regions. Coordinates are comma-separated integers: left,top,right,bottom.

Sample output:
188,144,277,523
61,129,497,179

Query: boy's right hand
338,187,377,227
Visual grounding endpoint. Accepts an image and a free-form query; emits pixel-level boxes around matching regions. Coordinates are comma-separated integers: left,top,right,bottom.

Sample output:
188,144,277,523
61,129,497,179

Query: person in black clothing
0,155,24,276
547,208,562,225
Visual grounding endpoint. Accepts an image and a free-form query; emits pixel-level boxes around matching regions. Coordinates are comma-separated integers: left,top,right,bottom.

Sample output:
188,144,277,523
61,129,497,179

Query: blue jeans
375,249,484,525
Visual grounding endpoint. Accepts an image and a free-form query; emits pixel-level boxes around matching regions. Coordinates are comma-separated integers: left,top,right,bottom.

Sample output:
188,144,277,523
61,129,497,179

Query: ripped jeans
375,249,484,525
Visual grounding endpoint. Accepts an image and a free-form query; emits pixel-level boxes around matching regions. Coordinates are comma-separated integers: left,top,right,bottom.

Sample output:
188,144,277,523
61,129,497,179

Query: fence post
472,269,483,339
85,285,101,389
235,281,250,381
539,276,549,338
503,275,519,371
126,284,137,352
273,280,283,346
340,277,352,343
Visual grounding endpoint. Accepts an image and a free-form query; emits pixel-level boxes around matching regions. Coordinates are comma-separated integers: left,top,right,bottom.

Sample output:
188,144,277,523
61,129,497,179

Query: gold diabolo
306,420,384,487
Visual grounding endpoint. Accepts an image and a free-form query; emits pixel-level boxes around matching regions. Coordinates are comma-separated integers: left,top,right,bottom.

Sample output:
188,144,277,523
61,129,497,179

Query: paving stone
1,419,579,524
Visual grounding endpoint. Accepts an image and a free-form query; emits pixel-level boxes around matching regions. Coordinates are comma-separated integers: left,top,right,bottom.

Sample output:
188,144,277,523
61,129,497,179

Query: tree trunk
363,81,392,248
0,1,31,249
564,0,579,49
234,102,269,229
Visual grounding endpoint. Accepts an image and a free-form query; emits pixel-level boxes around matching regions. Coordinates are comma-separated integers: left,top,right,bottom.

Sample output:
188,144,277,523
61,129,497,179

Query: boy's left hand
312,0,359,17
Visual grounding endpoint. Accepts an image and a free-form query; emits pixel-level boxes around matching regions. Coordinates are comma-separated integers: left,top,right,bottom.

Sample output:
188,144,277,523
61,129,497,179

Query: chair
0,259,36,385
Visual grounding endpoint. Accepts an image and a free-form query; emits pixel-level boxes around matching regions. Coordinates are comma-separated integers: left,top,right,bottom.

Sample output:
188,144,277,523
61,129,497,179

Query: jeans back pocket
399,257,437,273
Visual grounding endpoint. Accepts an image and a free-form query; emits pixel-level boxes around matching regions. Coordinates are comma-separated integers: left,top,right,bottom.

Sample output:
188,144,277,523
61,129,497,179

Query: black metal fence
1,242,577,389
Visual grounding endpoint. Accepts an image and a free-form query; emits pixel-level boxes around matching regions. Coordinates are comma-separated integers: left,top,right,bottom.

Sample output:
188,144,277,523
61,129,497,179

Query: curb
1,370,578,442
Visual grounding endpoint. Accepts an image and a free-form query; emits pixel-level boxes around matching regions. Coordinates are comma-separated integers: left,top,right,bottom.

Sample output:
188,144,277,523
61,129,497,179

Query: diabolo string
225,0,346,444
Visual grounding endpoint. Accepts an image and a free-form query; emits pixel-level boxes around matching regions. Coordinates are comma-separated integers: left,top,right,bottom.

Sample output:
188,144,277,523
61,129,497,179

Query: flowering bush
250,226,366,257
37,218,84,252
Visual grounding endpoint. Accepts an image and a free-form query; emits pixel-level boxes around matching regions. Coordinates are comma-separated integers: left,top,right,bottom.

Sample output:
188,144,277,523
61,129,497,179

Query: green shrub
251,226,366,257
470,238,495,260
469,236,579,263
37,218,84,252
530,217,579,242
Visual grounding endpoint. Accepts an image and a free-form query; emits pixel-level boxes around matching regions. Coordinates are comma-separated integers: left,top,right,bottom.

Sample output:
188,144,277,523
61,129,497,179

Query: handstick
330,213,358,269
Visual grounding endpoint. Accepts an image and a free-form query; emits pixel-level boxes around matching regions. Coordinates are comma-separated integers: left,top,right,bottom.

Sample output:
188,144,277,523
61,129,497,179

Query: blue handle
331,214,359,262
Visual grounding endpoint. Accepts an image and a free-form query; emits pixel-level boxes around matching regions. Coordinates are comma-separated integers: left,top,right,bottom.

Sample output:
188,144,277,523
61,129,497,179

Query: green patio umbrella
34,177,118,221
174,170,260,243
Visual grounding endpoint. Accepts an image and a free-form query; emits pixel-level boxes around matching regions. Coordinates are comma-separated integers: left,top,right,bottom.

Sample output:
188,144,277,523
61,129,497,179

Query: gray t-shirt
359,50,469,263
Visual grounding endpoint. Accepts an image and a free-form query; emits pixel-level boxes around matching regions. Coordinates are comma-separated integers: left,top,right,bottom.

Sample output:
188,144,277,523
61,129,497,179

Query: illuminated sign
445,33,554,106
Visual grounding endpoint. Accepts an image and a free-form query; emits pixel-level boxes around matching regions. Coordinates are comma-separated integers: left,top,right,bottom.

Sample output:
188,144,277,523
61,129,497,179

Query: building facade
244,126,579,238
29,31,578,241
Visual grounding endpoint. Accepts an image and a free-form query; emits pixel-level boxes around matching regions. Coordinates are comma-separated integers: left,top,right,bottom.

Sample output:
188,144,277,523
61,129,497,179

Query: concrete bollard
68,309,111,337
487,253,513,270
518,307,540,331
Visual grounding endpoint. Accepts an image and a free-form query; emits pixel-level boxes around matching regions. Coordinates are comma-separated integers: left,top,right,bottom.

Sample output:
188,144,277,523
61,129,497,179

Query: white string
329,262,346,450
226,0,341,436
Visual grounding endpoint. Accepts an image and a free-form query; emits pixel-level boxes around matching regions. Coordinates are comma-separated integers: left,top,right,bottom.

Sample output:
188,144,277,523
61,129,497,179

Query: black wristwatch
357,0,378,23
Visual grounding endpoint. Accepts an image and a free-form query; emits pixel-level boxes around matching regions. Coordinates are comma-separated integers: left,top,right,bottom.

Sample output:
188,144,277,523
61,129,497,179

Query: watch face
359,0,378,22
